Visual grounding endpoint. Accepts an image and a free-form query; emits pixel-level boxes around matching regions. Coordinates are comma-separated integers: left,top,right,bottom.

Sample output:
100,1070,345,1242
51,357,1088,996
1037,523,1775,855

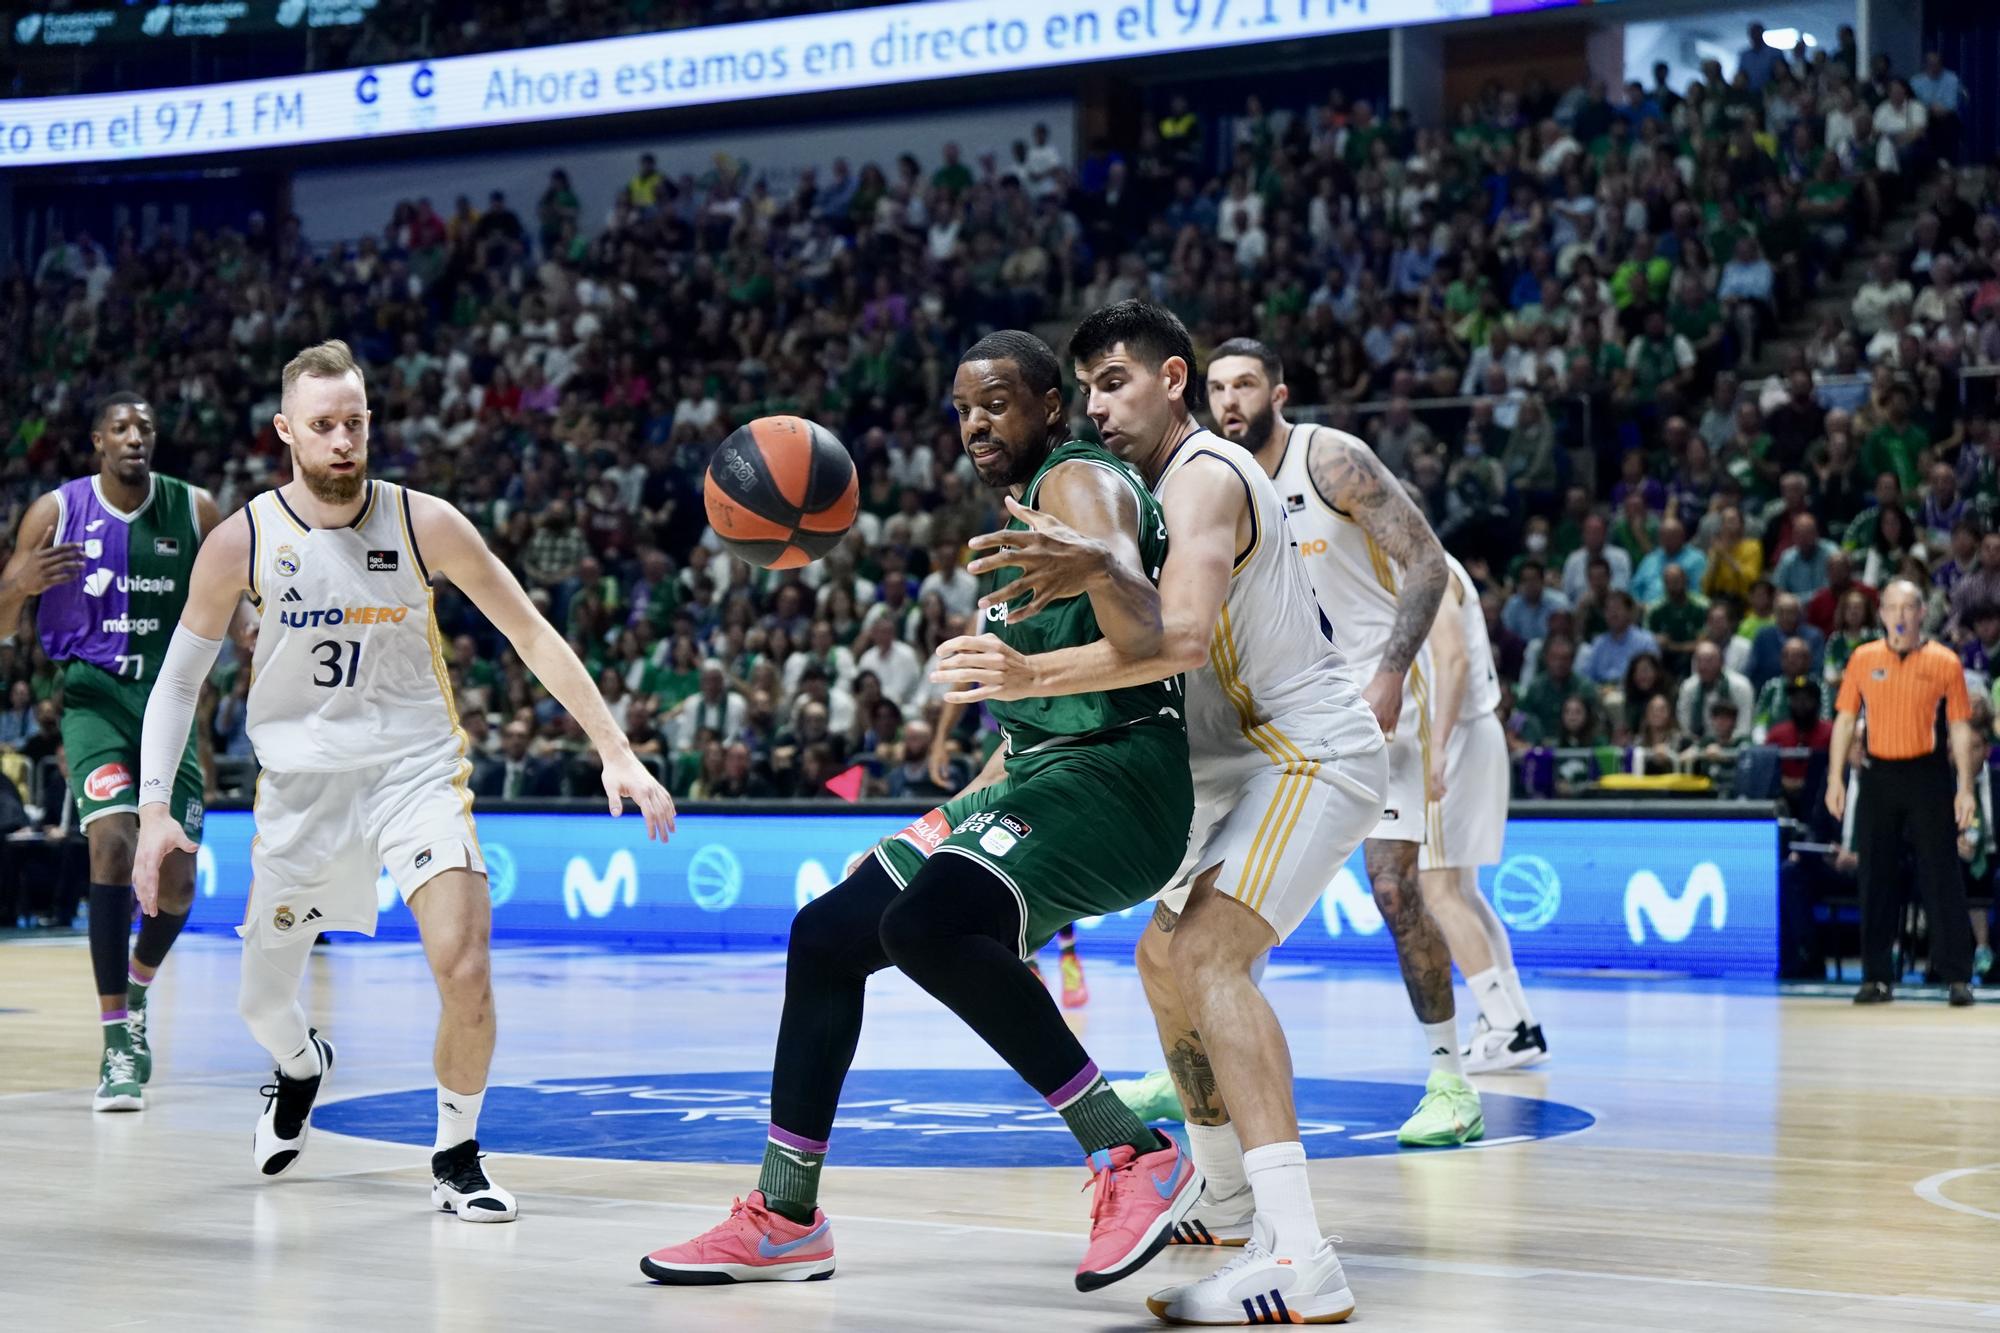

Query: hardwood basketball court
3,934,1997,1330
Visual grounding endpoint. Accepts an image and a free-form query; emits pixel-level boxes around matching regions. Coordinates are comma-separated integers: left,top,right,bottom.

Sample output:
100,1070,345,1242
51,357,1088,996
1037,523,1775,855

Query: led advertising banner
190,807,1777,976
0,0,1580,169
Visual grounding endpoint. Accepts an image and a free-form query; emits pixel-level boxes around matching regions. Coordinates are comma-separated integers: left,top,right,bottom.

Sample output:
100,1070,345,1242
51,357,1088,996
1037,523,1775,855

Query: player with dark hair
638,328,1204,1291
1203,337,1481,1143
0,392,253,1111
936,302,1391,1322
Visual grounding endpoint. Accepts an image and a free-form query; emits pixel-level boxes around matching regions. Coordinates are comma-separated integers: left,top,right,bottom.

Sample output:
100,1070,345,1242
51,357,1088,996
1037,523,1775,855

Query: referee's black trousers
1856,755,1973,985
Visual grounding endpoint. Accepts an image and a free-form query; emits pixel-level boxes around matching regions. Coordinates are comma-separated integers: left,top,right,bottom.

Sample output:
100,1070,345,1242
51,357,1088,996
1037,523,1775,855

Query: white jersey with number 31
243,480,463,774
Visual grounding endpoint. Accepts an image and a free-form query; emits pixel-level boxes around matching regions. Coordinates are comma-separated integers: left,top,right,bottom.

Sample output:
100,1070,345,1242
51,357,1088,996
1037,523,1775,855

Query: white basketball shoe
1462,1014,1551,1074
254,1030,334,1177
1146,1231,1356,1325
432,1140,519,1222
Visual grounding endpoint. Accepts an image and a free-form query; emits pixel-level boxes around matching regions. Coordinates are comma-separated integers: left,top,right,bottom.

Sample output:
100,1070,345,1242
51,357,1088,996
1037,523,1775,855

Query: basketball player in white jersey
1207,338,1483,1148
936,302,1387,1323
132,340,676,1221
1421,553,1549,1071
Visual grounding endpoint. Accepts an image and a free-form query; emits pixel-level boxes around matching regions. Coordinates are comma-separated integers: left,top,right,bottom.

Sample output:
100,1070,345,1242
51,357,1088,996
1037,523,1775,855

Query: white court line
1350,1129,1399,1140
1914,1162,2000,1222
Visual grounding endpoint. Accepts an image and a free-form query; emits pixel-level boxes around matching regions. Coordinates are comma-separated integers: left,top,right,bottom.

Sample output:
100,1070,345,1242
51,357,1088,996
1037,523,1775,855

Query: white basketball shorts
1419,712,1510,872
237,746,482,948
1159,745,1387,942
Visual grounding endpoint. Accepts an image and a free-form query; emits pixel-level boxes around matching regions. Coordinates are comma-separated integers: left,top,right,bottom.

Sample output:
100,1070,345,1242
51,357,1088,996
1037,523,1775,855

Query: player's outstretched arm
933,455,1239,703
411,492,676,841
965,461,1162,656
1425,580,1468,803
1307,427,1447,734
134,511,253,913
0,493,84,639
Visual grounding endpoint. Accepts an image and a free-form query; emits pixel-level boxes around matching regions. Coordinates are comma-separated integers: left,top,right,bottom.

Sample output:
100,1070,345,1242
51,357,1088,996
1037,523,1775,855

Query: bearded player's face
1206,355,1282,447
277,371,370,505
951,358,1057,491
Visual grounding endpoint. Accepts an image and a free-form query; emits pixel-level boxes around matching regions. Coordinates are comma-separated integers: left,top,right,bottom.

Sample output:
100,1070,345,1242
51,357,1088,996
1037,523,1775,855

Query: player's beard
299,456,367,505
1224,401,1276,449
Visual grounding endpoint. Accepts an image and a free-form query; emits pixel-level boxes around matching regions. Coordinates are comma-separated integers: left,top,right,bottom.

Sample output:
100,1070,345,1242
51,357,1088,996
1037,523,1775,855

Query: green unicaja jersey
39,472,201,687
980,439,1183,757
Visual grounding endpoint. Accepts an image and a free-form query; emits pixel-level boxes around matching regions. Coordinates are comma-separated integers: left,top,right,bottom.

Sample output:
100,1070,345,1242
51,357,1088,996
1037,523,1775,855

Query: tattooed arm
1305,427,1448,737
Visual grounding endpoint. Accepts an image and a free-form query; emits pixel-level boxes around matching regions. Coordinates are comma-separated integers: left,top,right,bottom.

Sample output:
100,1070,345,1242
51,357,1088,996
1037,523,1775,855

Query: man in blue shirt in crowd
1582,592,1662,685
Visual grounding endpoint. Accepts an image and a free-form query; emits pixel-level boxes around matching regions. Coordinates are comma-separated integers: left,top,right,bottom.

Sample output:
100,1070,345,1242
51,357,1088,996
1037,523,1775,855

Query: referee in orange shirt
1826,580,1980,1006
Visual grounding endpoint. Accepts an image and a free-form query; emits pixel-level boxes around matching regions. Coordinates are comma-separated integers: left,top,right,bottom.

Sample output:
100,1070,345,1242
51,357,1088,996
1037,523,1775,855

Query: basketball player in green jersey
640,330,1204,1291
0,393,251,1111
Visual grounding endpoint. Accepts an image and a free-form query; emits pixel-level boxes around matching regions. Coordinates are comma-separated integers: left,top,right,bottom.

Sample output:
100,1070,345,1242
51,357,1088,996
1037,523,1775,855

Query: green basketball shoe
1396,1071,1483,1147
1110,1069,1184,1123
94,1026,144,1113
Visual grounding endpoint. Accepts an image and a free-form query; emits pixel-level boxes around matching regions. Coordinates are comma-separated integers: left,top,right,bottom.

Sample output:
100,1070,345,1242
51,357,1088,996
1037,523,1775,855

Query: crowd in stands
3,25,1996,847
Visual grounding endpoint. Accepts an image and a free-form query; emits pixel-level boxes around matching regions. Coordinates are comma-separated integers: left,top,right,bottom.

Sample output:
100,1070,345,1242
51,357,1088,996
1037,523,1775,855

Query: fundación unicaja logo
1490,855,1562,932
142,6,173,37
276,0,308,28
15,14,43,45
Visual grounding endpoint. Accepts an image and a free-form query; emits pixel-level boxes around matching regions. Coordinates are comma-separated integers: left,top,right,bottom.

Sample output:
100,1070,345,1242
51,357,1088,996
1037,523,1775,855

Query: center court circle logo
315,1070,1593,1168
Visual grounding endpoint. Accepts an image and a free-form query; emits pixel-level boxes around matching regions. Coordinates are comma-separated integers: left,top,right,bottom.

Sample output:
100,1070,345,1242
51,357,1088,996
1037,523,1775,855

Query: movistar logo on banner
1625,863,1727,944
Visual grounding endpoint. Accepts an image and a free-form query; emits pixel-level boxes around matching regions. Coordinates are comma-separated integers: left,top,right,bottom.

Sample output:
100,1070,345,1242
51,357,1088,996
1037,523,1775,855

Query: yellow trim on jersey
1209,603,1325,911
245,497,265,604
270,492,310,536
1408,662,1441,860
1361,531,1400,597
1212,604,1308,766
1237,764,1321,915
353,480,381,530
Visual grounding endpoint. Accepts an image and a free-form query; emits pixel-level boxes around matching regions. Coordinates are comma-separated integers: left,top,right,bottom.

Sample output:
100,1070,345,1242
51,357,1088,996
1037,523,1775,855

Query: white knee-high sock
436,1085,485,1151
1185,1120,1250,1204
1467,966,1524,1031
1423,1019,1465,1078
1243,1141,1322,1258
238,937,317,1079
1499,967,1537,1026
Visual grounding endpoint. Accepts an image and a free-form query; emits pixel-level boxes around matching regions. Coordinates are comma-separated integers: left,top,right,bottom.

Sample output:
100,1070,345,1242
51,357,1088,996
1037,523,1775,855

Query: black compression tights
769,854,1098,1143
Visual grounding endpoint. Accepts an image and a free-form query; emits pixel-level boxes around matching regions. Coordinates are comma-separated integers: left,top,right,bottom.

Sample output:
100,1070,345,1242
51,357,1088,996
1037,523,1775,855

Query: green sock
127,976,149,1009
1060,1076,1157,1156
757,1139,825,1224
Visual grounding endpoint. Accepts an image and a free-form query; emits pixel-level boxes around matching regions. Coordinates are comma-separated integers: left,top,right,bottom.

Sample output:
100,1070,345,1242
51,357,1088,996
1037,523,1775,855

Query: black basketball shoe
432,1140,518,1223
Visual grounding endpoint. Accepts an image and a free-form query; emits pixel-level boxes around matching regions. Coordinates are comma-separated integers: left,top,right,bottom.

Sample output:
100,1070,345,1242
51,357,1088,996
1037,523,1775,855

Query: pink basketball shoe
640,1191,835,1285
1074,1132,1204,1292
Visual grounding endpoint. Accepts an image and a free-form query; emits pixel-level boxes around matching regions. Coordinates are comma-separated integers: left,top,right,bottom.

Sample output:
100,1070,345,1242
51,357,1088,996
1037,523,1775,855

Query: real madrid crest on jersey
276,545,301,578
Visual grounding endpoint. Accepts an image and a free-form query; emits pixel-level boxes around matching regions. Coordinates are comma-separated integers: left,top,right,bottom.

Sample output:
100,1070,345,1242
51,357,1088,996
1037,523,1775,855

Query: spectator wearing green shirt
1521,635,1598,738
1612,233,1673,309
1721,399,1779,504
1647,562,1711,676
1625,308,1697,408
1668,272,1726,372
931,142,973,194
1863,385,1928,495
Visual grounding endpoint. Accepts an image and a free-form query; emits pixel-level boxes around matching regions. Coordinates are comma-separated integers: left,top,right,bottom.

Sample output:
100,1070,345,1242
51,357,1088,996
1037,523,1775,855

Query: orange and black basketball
703,416,859,569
